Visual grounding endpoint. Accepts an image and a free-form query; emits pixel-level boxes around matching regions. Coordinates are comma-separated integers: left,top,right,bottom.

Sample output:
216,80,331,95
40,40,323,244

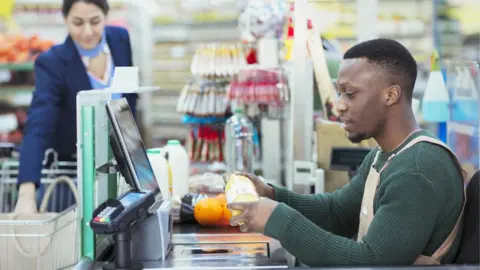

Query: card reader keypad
94,206,117,223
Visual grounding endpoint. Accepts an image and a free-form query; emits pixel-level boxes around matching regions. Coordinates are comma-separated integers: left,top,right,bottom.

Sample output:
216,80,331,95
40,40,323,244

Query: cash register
90,98,167,270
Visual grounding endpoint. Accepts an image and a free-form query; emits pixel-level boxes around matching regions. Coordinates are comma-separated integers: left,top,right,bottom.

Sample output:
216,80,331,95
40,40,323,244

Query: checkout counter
75,98,291,269
74,98,478,270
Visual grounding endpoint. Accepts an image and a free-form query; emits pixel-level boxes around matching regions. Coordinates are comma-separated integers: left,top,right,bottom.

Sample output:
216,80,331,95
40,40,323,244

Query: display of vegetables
0,34,54,63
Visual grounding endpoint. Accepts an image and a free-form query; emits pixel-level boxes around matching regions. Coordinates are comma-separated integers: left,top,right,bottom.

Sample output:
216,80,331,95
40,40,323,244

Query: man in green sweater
228,39,466,266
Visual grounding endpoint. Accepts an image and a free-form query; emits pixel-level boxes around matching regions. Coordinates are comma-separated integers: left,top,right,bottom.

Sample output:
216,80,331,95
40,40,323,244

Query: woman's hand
236,172,275,200
14,183,38,214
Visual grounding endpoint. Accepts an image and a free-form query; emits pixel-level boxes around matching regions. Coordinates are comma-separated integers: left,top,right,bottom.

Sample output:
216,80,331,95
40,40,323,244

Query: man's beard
347,132,368,143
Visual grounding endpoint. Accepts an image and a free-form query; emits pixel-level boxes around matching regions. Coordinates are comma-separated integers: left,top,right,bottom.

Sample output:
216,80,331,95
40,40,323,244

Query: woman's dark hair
62,0,109,17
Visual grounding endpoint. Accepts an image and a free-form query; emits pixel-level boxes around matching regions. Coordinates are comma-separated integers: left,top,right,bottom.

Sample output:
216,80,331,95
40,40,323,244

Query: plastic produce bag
188,172,226,194
173,193,208,224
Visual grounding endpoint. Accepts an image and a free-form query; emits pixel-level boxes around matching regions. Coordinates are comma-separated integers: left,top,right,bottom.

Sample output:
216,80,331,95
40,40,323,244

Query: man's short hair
343,38,417,102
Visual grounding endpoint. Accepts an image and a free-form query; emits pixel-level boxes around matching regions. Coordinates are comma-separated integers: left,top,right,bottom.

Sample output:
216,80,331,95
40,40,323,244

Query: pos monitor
330,147,372,180
105,98,162,200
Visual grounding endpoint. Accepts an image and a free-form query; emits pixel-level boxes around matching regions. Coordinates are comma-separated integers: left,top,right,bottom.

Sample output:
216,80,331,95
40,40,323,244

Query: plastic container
164,140,190,198
224,107,255,173
224,173,259,218
147,148,172,199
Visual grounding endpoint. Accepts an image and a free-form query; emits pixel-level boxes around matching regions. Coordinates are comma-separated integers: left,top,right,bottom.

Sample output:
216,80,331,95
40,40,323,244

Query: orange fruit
216,193,226,202
221,203,233,225
193,197,224,226
215,194,232,225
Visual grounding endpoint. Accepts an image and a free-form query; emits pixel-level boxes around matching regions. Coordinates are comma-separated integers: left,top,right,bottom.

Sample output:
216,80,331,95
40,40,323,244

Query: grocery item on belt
177,193,232,226
224,173,259,217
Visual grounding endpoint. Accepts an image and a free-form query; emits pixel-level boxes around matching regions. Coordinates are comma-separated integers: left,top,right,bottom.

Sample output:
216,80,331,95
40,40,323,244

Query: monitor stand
102,230,142,270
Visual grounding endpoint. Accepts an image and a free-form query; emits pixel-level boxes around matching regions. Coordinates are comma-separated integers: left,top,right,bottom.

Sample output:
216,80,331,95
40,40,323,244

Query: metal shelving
0,63,35,107
0,63,34,72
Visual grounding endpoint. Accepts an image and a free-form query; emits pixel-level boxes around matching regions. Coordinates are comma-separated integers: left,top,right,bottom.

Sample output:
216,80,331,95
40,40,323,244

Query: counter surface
92,224,292,269
84,224,478,270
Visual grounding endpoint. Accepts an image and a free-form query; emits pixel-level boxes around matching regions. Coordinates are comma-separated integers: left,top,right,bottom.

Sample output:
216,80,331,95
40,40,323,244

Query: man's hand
236,172,275,200
14,182,38,214
228,197,279,233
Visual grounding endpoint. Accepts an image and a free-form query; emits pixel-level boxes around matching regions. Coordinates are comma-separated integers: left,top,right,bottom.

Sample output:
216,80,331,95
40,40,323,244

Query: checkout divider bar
79,103,120,260
81,105,96,259
77,87,163,264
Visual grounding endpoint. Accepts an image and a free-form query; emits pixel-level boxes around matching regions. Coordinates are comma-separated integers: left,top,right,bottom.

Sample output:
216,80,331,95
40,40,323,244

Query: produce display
0,34,54,63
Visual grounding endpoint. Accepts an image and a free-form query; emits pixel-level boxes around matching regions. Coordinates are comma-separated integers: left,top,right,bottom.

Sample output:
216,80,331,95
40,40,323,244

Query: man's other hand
228,197,279,233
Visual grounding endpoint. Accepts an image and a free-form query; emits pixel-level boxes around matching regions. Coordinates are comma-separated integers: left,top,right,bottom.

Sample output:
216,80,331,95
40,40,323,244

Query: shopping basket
0,149,80,270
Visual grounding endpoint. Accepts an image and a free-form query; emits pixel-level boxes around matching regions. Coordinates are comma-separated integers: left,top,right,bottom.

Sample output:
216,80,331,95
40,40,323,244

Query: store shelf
0,86,34,94
0,86,33,107
153,20,239,42
0,63,34,72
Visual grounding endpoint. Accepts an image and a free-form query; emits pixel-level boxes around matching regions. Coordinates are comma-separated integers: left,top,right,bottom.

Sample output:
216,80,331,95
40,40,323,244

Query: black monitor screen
330,147,372,171
106,98,161,196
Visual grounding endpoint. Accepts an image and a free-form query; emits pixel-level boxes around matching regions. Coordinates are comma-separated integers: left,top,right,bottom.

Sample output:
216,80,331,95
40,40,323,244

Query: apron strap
397,136,468,181
390,136,468,261
375,129,423,174
371,148,381,166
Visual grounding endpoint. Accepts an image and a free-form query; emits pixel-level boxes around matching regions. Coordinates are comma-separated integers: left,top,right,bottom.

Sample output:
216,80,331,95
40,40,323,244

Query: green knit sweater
264,130,464,266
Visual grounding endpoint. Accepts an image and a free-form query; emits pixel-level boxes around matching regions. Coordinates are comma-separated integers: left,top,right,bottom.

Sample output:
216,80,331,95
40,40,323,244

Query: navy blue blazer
18,26,138,186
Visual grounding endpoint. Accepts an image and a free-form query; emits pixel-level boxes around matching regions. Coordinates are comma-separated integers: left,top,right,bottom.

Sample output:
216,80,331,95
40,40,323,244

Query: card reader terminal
90,190,155,234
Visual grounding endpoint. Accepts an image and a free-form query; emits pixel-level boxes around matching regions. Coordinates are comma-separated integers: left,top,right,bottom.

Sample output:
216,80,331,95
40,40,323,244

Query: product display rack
0,0,139,147
296,0,434,67
0,62,34,145
12,0,130,43
0,63,35,93
434,0,463,61
446,60,480,177
145,18,241,146
0,62,35,104
434,0,480,62
123,2,239,148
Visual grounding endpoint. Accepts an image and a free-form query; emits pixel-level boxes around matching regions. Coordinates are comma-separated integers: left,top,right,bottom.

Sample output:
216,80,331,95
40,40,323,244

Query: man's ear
384,85,402,106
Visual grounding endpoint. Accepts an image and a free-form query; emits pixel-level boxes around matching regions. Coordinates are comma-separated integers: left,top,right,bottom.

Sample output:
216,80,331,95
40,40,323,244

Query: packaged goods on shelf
186,121,261,164
238,0,286,42
153,0,241,24
188,125,225,162
176,78,230,119
190,44,247,77
227,66,289,106
11,1,129,43
0,100,25,144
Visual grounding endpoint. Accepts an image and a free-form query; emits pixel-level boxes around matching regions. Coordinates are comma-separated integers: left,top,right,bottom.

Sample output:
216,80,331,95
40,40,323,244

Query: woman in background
14,0,137,213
